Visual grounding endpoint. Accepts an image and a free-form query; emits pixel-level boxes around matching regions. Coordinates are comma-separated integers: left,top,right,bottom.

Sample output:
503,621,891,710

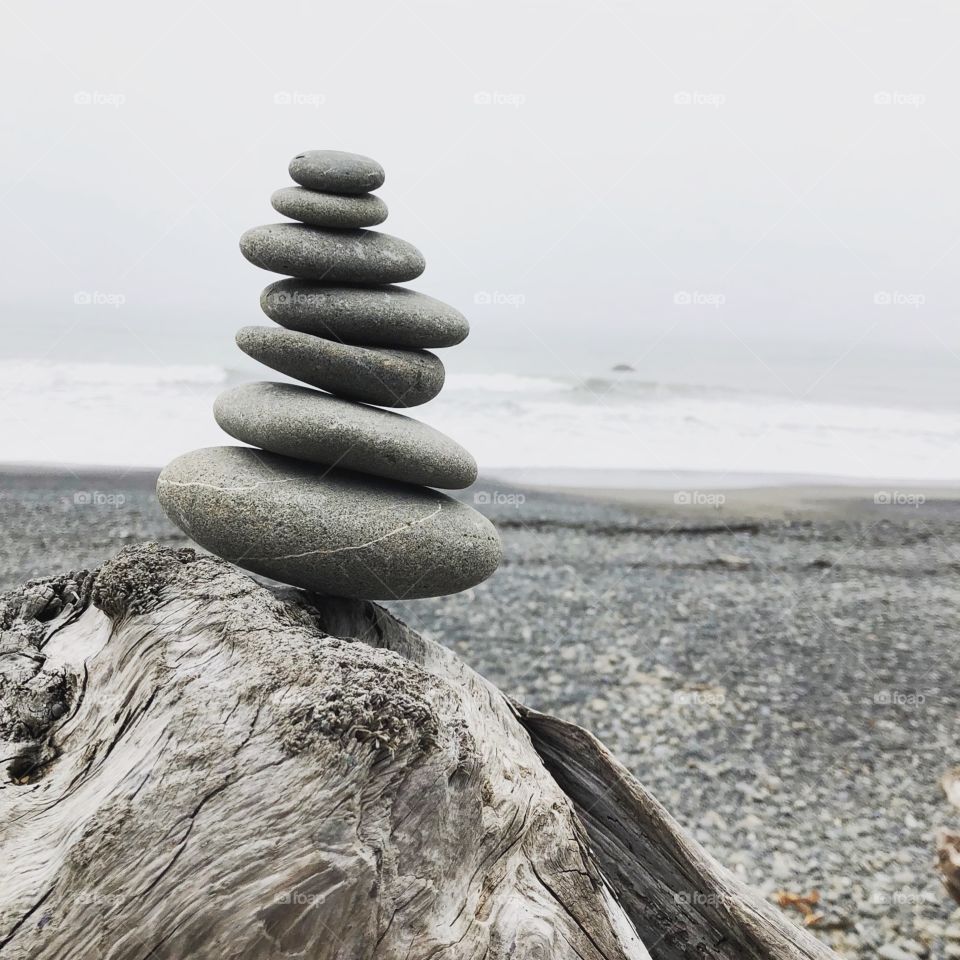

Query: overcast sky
3,0,960,386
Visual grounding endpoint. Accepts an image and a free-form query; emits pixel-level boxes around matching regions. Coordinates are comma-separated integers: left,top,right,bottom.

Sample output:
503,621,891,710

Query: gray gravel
2,467,959,958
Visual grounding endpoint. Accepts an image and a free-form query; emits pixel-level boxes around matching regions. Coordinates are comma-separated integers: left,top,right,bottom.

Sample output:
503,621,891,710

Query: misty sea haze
4,329,958,483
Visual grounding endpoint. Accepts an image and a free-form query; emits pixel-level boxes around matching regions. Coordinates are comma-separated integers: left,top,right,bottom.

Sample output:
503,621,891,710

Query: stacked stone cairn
157,150,502,600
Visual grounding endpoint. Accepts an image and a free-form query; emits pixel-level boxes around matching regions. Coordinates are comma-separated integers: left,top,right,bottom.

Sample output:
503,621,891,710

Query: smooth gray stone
271,186,388,229
261,280,469,348
240,224,424,284
236,326,444,408
157,446,501,599
288,149,385,195
214,382,477,489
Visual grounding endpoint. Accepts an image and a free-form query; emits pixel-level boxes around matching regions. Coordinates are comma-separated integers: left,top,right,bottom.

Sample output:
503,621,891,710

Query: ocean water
1,358,958,485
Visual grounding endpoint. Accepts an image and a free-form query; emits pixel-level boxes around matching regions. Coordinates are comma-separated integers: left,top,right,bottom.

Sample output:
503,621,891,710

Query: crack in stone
157,477,298,494
251,504,443,560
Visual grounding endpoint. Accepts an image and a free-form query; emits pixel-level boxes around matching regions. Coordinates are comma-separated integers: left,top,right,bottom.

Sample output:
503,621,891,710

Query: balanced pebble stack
157,150,502,600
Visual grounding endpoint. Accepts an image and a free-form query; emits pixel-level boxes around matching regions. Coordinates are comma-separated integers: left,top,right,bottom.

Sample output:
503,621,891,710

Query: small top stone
289,150,385,195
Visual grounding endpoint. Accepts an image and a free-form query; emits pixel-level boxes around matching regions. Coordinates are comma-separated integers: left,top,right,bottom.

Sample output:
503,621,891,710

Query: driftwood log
0,543,839,959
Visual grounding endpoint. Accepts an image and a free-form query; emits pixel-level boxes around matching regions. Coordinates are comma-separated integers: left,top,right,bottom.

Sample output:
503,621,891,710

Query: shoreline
2,462,958,514
510,481,957,520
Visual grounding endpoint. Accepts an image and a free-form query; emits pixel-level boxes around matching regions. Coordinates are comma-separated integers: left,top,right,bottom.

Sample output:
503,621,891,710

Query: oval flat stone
271,186,388,229
214,382,477,489
261,280,469,348
288,149,385,195
157,446,501,599
240,224,424,284
236,326,444,407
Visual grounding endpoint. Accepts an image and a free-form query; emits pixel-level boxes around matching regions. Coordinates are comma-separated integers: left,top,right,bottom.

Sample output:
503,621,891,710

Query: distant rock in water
611,364,635,373
158,149,501,599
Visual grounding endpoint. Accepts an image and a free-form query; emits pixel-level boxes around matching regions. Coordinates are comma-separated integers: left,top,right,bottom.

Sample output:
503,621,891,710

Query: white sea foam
1,361,958,482
1,360,229,388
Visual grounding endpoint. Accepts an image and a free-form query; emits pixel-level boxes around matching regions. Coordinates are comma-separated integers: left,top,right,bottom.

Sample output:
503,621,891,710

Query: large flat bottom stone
156,446,501,600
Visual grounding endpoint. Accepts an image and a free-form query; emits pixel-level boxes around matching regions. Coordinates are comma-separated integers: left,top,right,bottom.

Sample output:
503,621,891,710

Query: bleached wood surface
0,544,837,959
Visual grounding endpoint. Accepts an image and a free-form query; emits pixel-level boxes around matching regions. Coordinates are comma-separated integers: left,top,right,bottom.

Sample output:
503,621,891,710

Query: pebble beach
2,465,959,958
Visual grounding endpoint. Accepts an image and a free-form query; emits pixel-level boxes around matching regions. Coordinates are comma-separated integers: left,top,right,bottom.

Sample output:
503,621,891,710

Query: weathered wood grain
0,543,837,959
515,709,837,960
